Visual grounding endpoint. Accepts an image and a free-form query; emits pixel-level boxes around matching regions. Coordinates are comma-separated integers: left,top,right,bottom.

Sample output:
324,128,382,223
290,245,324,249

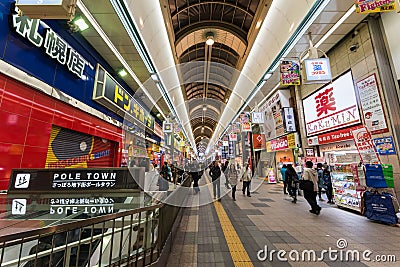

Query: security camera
349,43,359,52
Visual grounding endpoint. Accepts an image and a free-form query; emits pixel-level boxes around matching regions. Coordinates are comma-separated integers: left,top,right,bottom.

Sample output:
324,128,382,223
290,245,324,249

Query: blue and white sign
373,136,396,155
304,58,332,83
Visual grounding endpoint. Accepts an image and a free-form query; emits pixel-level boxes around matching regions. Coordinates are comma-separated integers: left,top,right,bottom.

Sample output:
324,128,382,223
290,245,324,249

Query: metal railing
0,177,192,267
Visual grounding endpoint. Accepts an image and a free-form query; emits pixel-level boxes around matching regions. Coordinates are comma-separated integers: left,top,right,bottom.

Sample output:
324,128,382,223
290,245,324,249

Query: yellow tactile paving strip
214,201,253,266
204,171,253,266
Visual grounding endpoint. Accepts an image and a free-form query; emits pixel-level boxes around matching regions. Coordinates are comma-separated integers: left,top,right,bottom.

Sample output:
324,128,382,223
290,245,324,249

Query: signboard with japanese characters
223,141,229,147
163,122,172,133
373,136,397,155
8,168,141,193
92,65,155,129
283,107,296,132
251,112,264,124
260,90,291,140
252,134,266,150
240,112,252,132
352,127,380,164
355,0,396,14
305,148,315,157
229,133,237,141
49,197,115,215
356,73,388,134
11,13,89,78
307,125,363,146
320,140,357,153
303,71,361,136
266,134,296,152
280,60,301,85
303,58,332,83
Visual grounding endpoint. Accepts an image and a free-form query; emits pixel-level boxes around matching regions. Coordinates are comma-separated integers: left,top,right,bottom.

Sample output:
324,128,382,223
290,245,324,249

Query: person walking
316,163,325,201
240,163,252,197
280,164,288,194
227,161,239,201
302,161,321,215
323,164,334,204
285,164,299,203
221,161,231,189
209,161,222,201
191,162,201,194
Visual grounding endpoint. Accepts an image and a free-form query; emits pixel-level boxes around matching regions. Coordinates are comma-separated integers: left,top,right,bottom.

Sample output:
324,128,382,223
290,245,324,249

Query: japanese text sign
304,58,332,83
251,112,264,123
373,136,397,155
356,74,388,134
11,14,89,78
355,0,396,14
303,71,361,136
352,127,380,164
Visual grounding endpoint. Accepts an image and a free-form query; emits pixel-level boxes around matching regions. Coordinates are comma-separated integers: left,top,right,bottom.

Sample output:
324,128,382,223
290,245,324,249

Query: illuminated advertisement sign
303,71,361,136
280,59,300,85
355,0,396,14
304,58,332,83
93,65,155,130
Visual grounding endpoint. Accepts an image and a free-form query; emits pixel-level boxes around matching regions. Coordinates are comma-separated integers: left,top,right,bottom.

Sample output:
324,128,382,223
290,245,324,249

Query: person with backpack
280,164,288,194
323,164,334,204
285,164,299,203
302,161,321,215
240,163,252,197
209,161,222,201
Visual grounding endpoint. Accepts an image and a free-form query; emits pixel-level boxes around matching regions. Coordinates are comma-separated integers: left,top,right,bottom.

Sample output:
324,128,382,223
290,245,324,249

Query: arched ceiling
164,0,271,149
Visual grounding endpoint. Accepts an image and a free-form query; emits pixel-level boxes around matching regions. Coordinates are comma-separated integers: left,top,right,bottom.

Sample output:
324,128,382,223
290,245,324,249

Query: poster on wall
303,71,361,136
352,127,380,164
280,60,300,86
356,73,388,134
355,0,396,14
373,136,396,155
240,112,252,131
283,107,296,132
45,126,116,168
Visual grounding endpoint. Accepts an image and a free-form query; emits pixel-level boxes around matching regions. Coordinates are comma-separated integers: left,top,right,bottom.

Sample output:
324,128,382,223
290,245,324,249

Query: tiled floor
167,175,400,267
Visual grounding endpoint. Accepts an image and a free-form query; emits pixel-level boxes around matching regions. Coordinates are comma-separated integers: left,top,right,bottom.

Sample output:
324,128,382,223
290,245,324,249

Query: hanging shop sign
355,0,396,14
280,59,301,85
229,133,237,141
240,112,252,132
352,127,380,164
355,73,388,134
307,125,363,146
251,112,264,124
283,107,296,132
11,13,89,78
260,90,291,140
93,65,155,129
320,140,357,153
303,71,361,136
162,122,172,133
373,136,396,155
303,58,332,83
223,141,229,147
252,134,266,150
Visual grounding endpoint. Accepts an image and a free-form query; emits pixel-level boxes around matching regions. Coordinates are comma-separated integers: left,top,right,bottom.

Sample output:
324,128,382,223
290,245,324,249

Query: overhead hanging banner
280,60,301,85
303,58,332,83
355,73,388,134
355,0,396,14
240,112,252,132
251,112,264,124
163,122,172,133
229,133,237,141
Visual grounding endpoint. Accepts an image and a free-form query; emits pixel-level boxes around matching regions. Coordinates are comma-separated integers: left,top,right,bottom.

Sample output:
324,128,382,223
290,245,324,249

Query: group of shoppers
279,161,333,214
209,160,253,201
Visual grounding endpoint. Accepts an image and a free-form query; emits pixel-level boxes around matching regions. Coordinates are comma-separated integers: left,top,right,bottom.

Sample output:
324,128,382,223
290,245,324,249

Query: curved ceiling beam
171,1,255,19
180,43,240,63
175,26,247,58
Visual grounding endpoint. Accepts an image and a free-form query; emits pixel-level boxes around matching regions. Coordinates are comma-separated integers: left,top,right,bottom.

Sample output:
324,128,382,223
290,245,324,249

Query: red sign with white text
308,125,363,145
253,134,266,149
270,136,289,151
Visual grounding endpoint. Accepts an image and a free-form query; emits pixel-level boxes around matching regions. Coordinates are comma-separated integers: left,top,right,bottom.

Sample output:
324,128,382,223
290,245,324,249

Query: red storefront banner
307,125,362,146
252,134,266,149
270,136,289,151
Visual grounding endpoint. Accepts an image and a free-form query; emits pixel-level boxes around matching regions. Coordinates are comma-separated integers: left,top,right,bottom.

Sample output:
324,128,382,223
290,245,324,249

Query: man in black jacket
209,161,221,201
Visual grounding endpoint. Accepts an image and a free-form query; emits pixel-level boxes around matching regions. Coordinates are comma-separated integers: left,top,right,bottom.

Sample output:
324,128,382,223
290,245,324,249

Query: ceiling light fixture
118,69,127,77
73,16,89,31
206,32,214,46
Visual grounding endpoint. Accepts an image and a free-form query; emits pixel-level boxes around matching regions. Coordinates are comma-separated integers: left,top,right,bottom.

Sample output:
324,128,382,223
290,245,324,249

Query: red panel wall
0,73,123,190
